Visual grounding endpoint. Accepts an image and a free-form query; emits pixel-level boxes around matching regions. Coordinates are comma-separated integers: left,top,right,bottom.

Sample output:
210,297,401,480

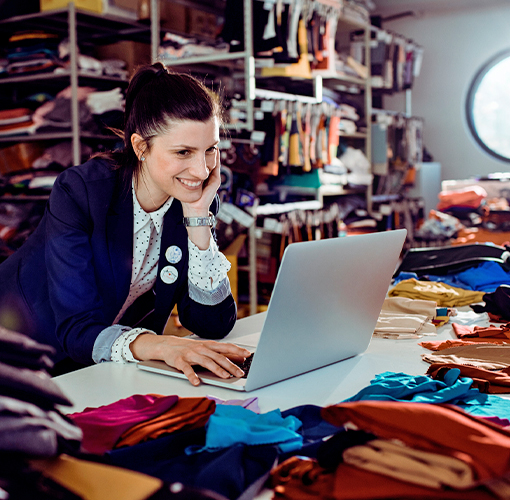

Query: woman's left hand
181,149,221,217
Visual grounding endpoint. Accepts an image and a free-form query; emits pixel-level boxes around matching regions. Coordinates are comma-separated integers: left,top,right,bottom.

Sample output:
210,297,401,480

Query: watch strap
183,212,216,227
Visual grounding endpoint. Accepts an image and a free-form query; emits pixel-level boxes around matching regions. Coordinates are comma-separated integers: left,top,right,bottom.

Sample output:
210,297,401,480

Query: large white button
160,265,178,284
165,245,182,264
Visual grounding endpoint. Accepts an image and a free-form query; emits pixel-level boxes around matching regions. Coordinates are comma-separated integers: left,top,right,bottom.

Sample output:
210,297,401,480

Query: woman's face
135,117,220,206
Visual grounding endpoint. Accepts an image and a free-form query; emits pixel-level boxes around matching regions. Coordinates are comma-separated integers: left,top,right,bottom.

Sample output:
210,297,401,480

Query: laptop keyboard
234,353,254,379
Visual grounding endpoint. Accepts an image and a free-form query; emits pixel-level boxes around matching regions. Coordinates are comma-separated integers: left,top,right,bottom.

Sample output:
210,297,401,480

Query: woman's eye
177,150,190,156
207,146,218,154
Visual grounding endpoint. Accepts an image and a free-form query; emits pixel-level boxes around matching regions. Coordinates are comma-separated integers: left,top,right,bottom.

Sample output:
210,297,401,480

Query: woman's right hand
129,333,251,386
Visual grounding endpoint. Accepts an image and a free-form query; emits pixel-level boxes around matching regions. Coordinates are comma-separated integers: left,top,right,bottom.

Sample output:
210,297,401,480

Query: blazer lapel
106,179,133,316
154,200,188,327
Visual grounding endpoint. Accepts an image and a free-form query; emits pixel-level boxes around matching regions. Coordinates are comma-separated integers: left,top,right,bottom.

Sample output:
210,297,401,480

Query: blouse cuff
111,328,157,363
188,276,232,306
188,235,231,291
92,324,132,363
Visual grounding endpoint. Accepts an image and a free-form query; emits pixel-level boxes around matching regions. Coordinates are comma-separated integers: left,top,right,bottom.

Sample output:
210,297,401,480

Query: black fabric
472,284,510,319
316,429,377,470
395,243,510,277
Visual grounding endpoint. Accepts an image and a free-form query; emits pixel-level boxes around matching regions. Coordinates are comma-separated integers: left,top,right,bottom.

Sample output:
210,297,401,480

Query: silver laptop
137,229,407,391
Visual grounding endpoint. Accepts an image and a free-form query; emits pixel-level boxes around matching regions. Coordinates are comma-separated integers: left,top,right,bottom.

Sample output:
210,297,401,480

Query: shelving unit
0,4,152,166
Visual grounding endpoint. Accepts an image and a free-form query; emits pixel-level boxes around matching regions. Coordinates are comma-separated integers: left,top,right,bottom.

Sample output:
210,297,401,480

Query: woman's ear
130,133,146,160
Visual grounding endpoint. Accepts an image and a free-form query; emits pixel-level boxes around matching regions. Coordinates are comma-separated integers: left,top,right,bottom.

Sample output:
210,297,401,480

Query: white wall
382,4,510,181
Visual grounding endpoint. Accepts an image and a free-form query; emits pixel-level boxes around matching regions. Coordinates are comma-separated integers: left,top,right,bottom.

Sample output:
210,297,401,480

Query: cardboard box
94,40,151,77
138,0,187,33
40,0,138,19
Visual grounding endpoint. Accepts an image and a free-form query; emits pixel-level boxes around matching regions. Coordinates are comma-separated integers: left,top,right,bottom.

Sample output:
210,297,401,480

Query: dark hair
100,62,223,181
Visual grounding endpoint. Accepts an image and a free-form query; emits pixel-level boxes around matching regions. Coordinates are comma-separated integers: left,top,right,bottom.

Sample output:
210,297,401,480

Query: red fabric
452,322,510,341
321,401,510,483
420,339,508,351
115,397,215,448
270,456,497,499
427,363,510,394
69,393,178,454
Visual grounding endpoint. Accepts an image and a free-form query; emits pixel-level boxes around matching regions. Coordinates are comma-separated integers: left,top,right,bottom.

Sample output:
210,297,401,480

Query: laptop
137,229,407,391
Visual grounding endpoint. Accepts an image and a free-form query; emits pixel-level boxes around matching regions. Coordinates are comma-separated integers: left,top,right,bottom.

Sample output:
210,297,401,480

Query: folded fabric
116,397,215,449
108,428,277,500
343,438,475,489
69,394,178,454
388,279,485,307
427,363,510,394
322,401,510,483
343,371,476,405
0,326,55,370
187,405,303,454
0,361,72,409
0,395,82,456
270,455,495,500
420,339,507,351
422,344,510,370
374,311,436,338
452,322,510,341
437,185,487,211
30,453,163,500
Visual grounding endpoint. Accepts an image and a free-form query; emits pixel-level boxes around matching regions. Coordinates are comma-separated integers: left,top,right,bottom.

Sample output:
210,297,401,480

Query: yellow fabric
388,279,485,307
30,454,162,500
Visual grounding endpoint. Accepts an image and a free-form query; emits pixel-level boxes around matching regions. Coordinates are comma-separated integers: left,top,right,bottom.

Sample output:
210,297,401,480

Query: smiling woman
0,63,249,384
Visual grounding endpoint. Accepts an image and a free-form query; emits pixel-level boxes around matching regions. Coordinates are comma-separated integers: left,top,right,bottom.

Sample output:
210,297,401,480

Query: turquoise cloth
343,371,510,420
186,405,303,454
344,370,481,404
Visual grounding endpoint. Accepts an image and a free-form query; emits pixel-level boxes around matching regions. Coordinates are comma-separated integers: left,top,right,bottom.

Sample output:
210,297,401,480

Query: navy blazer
0,158,237,364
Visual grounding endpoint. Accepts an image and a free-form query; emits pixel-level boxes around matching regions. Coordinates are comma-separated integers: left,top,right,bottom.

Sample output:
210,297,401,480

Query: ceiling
371,0,510,20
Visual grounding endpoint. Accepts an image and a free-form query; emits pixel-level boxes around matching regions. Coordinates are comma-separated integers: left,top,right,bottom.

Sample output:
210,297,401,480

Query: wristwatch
183,212,216,227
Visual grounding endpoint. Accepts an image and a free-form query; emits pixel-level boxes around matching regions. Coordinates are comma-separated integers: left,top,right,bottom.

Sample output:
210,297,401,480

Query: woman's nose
190,155,212,179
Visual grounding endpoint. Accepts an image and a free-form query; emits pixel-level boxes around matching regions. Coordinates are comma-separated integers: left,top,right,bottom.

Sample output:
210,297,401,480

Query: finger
203,341,251,358
178,362,201,386
188,349,244,378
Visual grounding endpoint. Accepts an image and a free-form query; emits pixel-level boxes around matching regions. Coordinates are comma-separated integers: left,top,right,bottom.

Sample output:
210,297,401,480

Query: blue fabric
394,261,510,292
106,427,278,500
279,404,340,460
343,371,481,405
92,325,132,363
186,405,303,454
343,371,510,420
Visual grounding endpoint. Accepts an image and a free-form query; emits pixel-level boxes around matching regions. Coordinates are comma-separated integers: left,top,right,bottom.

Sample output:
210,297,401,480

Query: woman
0,62,250,385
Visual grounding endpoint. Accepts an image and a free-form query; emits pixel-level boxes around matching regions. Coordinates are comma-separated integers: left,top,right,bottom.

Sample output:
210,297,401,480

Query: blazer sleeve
45,168,115,364
176,194,237,339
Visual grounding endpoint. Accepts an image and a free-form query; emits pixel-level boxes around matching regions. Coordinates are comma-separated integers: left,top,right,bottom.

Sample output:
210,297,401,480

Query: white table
54,311,476,414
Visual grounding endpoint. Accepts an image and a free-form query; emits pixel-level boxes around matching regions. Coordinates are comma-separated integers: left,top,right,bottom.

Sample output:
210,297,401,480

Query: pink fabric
69,393,178,454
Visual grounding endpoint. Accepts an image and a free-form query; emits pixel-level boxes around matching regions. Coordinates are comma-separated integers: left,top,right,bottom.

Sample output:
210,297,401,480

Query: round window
466,50,510,162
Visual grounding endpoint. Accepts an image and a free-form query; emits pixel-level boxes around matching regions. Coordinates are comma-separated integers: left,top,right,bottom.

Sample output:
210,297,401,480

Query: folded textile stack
4,31,62,77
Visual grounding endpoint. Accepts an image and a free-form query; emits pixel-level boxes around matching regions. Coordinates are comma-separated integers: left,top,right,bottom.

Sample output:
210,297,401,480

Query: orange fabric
270,456,496,500
427,363,510,394
437,186,487,211
420,339,508,351
452,322,510,341
321,401,510,483
114,397,215,448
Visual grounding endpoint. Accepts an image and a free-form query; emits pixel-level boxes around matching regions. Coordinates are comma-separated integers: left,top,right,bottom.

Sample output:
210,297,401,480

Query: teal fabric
186,405,303,454
344,370,482,404
343,371,510,420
